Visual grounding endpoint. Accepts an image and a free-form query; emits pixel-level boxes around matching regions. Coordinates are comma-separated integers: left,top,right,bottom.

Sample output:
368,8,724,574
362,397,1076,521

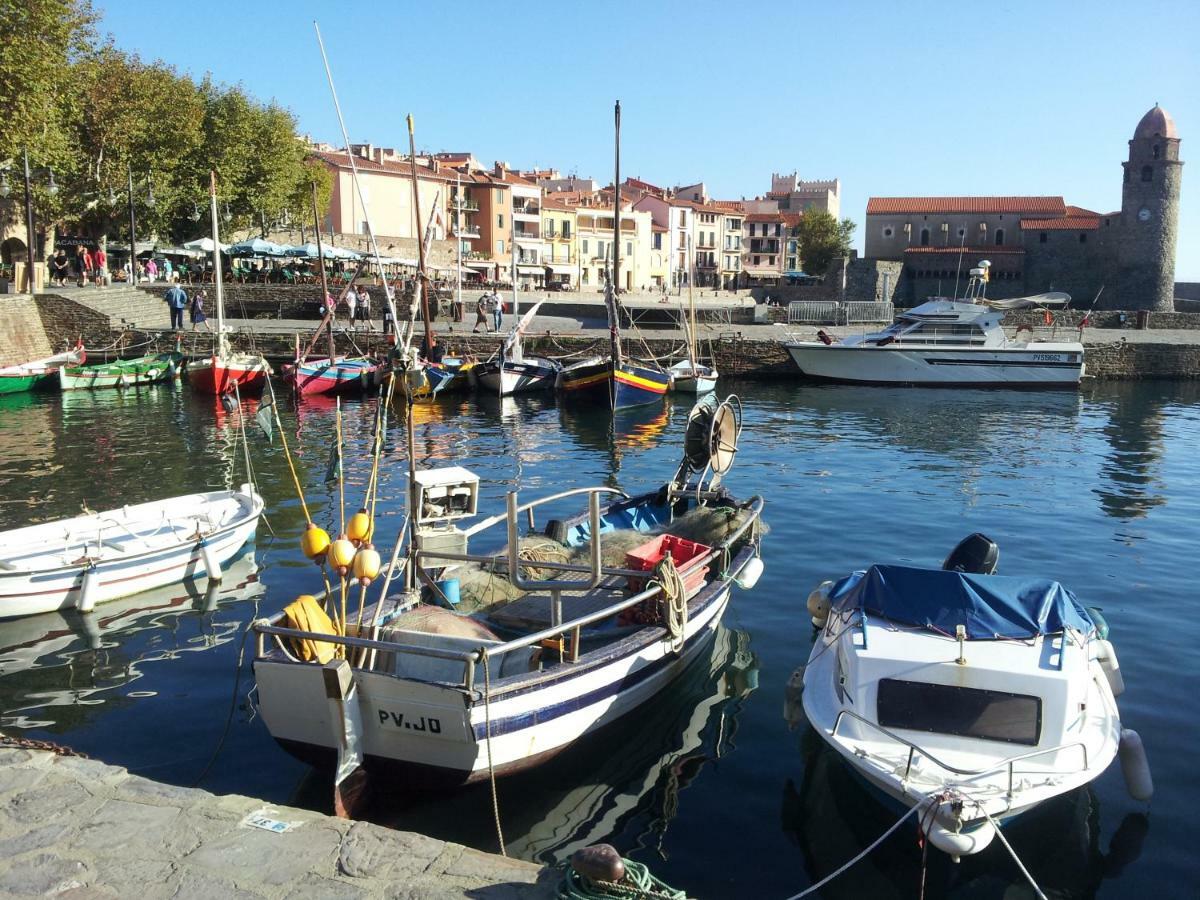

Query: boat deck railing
831,708,1090,798
253,489,763,695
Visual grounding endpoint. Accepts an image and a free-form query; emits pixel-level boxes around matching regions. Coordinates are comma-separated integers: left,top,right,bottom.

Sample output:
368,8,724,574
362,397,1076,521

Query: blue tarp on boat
829,564,1096,640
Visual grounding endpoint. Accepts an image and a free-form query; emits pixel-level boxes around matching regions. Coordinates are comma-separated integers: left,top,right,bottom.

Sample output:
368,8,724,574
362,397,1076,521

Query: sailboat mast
455,172,463,317
311,180,334,361
407,114,433,350
608,100,623,369
208,171,226,355
510,240,519,321
687,233,697,368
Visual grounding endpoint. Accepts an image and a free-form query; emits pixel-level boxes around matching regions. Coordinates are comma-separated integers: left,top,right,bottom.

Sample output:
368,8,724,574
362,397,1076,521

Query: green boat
0,350,83,395
58,347,184,391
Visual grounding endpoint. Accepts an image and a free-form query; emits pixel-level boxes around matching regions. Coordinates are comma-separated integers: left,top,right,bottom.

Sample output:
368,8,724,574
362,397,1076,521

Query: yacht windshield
876,679,1041,746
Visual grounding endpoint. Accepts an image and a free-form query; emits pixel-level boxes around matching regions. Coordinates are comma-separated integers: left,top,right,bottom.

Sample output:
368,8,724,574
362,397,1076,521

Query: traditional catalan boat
474,301,559,396
0,348,83,394
186,172,271,396
0,484,262,620
58,339,183,391
799,534,1152,859
668,237,718,394
557,102,669,411
251,389,764,811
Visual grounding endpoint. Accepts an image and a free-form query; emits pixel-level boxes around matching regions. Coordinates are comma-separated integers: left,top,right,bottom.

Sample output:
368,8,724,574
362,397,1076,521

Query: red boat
187,354,271,395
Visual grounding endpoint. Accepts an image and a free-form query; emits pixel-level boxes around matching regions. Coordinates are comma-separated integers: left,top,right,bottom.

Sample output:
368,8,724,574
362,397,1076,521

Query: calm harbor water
0,380,1197,898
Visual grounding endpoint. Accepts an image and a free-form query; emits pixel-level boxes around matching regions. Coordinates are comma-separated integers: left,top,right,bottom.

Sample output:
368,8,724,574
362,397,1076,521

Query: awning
464,261,495,271
516,264,543,272
545,264,574,275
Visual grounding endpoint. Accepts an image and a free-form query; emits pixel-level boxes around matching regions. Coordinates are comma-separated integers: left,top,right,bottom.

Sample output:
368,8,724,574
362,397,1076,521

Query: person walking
490,290,503,333
164,282,188,330
357,286,371,328
80,247,94,286
145,257,158,282
345,285,358,329
163,258,174,282
189,289,212,332
473,293,489,333
92,246,107,286
51,251,69,286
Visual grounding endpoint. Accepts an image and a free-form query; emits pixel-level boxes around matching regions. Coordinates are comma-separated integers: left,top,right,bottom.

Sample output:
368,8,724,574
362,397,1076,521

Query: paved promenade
0,747,553,899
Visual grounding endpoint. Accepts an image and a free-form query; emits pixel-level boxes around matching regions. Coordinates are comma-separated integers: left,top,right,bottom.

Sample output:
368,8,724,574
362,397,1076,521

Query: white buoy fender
783,666,806,730
735,556,764,590
199,542,224,582
1094,639,1125,697
1119,728,1153,802
807,580,834,628
924,817,996,858
76,564,98,614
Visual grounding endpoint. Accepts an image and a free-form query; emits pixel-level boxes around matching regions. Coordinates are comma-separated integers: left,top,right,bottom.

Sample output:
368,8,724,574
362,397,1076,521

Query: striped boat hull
557,358,669,410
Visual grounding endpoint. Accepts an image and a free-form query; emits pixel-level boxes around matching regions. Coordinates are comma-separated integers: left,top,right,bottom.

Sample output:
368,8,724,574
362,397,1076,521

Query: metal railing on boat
253,491,763,695
830,709,1090,798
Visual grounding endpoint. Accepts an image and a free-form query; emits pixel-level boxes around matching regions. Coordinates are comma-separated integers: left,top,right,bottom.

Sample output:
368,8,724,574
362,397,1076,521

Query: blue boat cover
829,564,1096,640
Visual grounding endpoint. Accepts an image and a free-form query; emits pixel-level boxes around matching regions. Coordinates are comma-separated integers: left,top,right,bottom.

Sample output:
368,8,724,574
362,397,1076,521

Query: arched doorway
1,237,28,265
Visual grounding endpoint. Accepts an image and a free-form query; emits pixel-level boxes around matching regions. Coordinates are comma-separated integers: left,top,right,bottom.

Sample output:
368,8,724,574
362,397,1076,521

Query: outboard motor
942,533,999,575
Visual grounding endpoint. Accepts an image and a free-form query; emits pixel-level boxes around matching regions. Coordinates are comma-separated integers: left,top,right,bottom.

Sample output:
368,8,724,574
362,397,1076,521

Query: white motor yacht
785,261,1084,387
799,534,1151,859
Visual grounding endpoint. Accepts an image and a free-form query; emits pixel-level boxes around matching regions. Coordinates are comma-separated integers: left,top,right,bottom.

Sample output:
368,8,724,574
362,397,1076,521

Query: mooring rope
557,856,688,899
481,651,507,856
969,798,1049,900
783,805,918,899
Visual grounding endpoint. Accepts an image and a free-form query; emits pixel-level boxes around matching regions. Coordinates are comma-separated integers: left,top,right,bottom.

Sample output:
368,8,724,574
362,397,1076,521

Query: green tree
795,211,856,277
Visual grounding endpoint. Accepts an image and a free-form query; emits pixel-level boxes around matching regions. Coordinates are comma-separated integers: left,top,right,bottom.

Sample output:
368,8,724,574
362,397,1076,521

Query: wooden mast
608,101,623,372
407,114,433,352
687,233,697,372
208,171,226,358
311,180,335,362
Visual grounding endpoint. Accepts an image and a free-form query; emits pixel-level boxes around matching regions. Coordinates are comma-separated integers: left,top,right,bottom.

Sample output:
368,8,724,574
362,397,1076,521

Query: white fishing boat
251,393,764,806
474,302,559,396
0,485,263,619
799,534,1152,859
669,236,718,394
784,261,1084,387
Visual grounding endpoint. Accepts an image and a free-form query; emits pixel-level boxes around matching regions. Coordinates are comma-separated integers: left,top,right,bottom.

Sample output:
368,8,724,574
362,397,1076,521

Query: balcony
454,225,480,239
513,229,542,243
513,203,540,222
450,198,480,212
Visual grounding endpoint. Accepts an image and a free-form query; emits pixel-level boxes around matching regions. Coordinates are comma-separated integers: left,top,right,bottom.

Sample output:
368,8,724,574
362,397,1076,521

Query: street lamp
123,163,155,280
0,149,58,291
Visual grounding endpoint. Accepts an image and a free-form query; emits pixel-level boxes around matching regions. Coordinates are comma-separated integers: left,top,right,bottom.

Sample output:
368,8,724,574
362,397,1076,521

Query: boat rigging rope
967,797,1049,900
556,856,689,899
481,652,507,857
782,805,918,899
266,378,313,525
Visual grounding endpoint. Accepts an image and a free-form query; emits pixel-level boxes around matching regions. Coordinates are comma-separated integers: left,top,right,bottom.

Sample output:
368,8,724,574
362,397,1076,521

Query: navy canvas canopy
829,564,1096,640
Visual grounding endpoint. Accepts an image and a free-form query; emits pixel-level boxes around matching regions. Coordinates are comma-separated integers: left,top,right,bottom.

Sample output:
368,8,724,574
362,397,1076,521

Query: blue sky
99,0,1200,279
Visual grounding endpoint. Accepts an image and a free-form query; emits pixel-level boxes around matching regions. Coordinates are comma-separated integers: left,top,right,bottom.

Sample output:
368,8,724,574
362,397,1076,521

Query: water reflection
0,546,264,732
557,402,672,485
366,625,758,864
781,726,1146,899
1092,383,1169,520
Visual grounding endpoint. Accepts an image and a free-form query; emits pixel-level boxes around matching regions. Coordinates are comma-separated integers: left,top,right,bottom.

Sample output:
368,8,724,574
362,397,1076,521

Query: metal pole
209,171,226,355
312,180,334,361
128,163,138,286
612,101,620,297
22,148,36,292
455,173,463,317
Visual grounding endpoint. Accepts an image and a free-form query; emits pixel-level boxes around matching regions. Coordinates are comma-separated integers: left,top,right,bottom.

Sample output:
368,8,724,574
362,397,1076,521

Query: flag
255,397,274,443
324,438,342,484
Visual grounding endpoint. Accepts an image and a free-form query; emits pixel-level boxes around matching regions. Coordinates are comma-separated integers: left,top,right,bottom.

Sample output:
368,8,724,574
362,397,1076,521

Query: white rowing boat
0,484,263,619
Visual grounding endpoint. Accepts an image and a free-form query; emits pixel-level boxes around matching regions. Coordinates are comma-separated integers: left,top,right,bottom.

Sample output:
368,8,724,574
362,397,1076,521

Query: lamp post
0,149,59,292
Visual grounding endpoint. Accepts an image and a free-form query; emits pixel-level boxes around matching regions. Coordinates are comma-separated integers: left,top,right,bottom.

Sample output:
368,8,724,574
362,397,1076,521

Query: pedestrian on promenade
80,247,94,286
345,285,358,328
490,291,503,333
164,283,188,330
51,252,69,286
163,258,174,282
358,287,371,328
189,290,212,332
145,258,158,282
93,246,107,287
382,292,395,336
473,293,489,333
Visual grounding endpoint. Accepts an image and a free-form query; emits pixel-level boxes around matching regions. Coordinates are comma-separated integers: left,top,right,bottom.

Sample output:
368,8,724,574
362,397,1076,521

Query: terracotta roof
903,246,1026,255
494,169,539,187
1065,204,1101,217
780,213,802,227
541,198,575,212
711,200,745,212
744,212,785,223
1133,104,1178,141
651,222,668,232
866,196,1066,215
311,150,452,182
1020,216,1101,230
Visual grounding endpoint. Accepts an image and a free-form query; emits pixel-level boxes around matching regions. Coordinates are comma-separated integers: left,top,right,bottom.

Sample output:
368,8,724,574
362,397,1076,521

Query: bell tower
1118,104,1183,311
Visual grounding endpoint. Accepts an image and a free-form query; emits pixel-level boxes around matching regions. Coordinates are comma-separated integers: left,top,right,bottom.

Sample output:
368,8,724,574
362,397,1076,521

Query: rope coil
557,857,688,899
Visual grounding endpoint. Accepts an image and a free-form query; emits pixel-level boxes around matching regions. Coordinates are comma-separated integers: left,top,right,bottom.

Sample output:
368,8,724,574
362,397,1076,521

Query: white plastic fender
917,797,996,858
1119,728,1154,802
735,556,764,590
1094,639,1125,697
783,666,805,730
199,541,224,582
76,563,98,614
807,580,834,628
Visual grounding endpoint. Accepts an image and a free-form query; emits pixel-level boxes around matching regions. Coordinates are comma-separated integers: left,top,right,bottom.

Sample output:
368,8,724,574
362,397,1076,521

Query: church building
864,105,1183,310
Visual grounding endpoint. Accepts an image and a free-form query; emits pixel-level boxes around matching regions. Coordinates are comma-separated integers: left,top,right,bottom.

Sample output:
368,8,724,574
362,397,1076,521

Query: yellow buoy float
327,535,357,577
347,508,373,545
301,523,331,562
352,544,381,586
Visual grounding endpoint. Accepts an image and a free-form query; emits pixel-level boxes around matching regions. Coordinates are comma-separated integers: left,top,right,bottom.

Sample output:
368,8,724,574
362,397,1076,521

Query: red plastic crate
625,534,712,595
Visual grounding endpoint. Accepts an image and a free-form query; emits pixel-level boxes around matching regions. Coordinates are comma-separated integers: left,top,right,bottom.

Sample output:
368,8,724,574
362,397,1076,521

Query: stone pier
0,747,553,899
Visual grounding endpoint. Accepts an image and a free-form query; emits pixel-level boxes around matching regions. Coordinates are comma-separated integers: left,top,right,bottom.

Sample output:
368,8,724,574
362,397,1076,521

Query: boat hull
283,358,378,397
58,353,182,391
0,487,263,619
253,552,752,783
0,372,51,394
669,362,718,394
187,355,271,395
557,358,669,409
474,357,558,395
785,342,1085,387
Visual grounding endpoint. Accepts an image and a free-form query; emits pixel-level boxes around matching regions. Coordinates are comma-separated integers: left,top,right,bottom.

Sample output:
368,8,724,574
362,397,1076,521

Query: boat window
876,679,1041,746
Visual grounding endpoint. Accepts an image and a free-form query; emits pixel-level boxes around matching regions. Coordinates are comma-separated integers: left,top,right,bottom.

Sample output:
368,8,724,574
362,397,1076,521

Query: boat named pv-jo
784,260,1085,387
251,391,764,812
798,533,1152,859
